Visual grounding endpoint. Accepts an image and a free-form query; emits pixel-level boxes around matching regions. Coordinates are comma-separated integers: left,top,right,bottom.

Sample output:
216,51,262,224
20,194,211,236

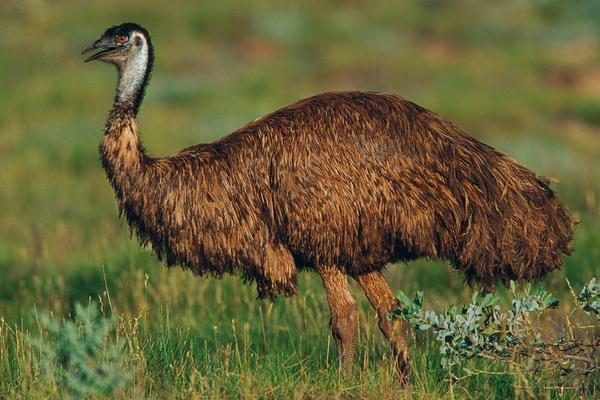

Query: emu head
82,22,154,107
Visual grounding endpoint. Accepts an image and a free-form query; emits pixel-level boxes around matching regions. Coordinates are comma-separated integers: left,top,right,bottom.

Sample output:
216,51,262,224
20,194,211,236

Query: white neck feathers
117,33,148,104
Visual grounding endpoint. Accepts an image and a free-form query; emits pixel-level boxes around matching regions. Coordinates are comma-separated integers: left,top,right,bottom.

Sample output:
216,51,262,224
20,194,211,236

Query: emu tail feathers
447,156,576,287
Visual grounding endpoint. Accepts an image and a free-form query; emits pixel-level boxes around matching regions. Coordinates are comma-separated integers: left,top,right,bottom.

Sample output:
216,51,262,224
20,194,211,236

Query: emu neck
102,34,154,206
116,56,147,109
100,108,149,208
115,33,153,114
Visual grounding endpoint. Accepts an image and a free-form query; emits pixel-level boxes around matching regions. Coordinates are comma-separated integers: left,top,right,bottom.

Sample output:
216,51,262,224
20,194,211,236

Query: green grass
1,1,599,398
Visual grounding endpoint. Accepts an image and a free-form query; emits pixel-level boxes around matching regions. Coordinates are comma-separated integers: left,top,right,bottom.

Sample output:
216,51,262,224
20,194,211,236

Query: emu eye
115,34,128,44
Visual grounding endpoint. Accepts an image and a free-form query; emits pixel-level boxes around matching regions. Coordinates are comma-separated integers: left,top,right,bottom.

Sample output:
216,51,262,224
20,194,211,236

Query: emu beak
81,38,115,62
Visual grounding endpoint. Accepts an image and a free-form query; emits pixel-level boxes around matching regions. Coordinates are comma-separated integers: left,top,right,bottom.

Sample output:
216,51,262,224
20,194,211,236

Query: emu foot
330,314,358,370
394,350,411,385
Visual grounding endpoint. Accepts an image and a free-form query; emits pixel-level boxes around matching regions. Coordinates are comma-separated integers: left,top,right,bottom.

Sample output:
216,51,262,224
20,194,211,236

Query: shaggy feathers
101,91,575,299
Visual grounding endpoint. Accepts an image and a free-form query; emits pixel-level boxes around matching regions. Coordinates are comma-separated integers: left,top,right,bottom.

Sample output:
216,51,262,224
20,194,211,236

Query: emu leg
317,266,358,369
354,271,410,381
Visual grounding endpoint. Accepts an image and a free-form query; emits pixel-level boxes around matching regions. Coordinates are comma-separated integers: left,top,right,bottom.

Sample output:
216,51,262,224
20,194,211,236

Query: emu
82,23,574,380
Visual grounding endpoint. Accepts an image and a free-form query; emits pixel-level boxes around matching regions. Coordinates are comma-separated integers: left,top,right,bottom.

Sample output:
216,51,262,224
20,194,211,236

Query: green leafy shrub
30,302,130,399
393,278,600,395
577,277,600,318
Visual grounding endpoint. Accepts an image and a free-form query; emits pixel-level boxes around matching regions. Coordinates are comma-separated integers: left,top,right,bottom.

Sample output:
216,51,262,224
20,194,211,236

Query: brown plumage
84,23,575,379
102,90,575,296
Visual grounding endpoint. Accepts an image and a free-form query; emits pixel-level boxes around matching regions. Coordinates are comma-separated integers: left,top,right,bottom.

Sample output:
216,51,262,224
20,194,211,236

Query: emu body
84,23,574,379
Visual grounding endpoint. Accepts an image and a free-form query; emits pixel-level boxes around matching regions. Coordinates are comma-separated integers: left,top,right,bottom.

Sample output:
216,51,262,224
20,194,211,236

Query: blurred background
0,0,599,396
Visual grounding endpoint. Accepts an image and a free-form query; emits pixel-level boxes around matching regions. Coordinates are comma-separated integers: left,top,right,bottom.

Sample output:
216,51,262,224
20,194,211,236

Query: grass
1,0,599,398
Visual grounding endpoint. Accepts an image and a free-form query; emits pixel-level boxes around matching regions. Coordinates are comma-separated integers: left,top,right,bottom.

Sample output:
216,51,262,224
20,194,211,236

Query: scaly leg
317,266,358,369
354,270,410,381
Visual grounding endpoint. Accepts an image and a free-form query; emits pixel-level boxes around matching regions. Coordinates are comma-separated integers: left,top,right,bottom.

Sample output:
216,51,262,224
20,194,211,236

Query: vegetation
30,303,130,399
1,1,599,398
393,279,599,397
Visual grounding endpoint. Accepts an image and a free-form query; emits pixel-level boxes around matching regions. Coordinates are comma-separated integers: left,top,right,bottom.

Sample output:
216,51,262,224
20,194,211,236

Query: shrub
577,277,600,318
392,278,600,396
30,302,130,399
